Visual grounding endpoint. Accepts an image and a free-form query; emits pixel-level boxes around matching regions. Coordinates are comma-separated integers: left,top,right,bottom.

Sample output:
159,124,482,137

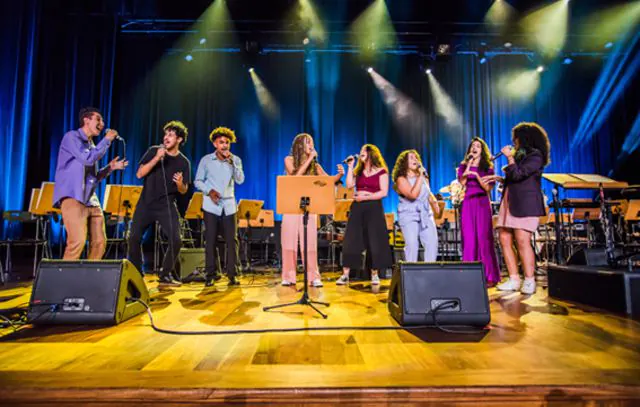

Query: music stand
237,199,264,273
103,185,142,256
264,175,335,318
335,186,354,200
334,199,353,222
184,192,204,247
239,209,275,267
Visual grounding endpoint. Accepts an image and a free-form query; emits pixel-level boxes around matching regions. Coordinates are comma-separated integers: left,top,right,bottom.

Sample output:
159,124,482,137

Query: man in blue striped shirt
194,127,245,287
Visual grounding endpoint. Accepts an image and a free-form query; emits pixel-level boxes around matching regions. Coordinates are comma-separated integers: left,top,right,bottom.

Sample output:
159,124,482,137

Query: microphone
491,151,504,161
105,128,123,141
466,154,473,161
342,154,357,164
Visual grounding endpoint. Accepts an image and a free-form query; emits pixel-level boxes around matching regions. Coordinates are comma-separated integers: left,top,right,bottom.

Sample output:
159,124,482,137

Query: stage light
537,65,545,73
605,42,614,49
521,0,570,59
367,67,374,73
350,0,397,59
185,54,193,62
485,0,516,27
425,68,432,74
248,67,254,73
479,57,487,64
298,0,327,43
199,38,206,45
569,33,640,153
497,69,541,99
479,50,487,64
303,37,310,45
578,2,640,49
504,42,513,48
563,57,573,65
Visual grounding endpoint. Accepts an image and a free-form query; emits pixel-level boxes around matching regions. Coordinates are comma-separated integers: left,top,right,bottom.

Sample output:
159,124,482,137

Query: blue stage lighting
185,54,193,62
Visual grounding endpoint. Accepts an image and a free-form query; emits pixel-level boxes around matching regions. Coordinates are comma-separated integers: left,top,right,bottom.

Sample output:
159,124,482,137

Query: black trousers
342,200,392,270
203,210,239,279
128,203,181,278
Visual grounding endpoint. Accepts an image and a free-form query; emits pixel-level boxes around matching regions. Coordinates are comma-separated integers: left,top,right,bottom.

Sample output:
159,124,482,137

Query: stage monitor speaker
28,259,149,325
567,248,622,267
178,248,206,282
388,262,490,327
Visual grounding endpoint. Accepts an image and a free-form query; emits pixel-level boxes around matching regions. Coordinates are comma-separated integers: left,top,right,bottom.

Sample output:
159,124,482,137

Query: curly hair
512,122,551,166
462,137,493,172
354,144,388,176
163,120,188,145
209,126,237,143
392,149,422,187
290,133,318,175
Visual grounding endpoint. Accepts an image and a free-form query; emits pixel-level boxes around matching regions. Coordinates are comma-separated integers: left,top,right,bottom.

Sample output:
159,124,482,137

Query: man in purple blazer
53,107,127,260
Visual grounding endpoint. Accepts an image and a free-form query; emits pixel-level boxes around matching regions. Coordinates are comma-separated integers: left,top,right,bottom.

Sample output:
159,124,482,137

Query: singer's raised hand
109,156,128,171
501,145,513,158
309,149,318,161
155,147,166,161
105,129,119,141
336,164,345,176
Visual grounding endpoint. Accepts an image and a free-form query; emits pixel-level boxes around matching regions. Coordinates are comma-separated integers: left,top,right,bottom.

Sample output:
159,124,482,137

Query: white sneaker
336,275,349,285
497,278,521,292
281,280,295,286
311,279,323,287
371,274,380,285
520,278,536,295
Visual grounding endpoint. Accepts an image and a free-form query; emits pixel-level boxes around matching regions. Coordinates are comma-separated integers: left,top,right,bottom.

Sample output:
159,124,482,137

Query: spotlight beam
249,70,280,119
369,70,425,137
426,72,467,133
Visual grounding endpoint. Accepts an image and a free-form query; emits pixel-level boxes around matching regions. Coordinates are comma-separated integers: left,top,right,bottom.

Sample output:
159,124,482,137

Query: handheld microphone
466,154,473,161
491,151,504,161
342,154,357,164
105,128,123,141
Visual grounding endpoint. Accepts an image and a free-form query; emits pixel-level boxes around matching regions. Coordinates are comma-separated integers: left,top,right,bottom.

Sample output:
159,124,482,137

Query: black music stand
264,175,335,319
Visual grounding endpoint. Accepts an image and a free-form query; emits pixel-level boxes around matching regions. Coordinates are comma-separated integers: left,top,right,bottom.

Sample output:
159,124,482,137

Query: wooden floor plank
1,272,639,404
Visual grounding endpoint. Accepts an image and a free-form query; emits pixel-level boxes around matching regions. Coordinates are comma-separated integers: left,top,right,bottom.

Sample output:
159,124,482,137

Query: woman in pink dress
457,138,500,286
489,123,550,295
280,133,343,287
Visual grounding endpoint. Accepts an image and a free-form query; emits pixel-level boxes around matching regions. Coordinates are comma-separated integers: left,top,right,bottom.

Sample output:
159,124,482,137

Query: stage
1,271,639,405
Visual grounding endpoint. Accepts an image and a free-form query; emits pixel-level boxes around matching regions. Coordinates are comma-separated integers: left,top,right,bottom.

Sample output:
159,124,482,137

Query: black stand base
263,196,330,319
263,291,329,319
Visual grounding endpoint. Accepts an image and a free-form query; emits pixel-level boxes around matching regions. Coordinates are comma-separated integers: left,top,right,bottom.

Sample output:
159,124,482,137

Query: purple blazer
503,150,546,217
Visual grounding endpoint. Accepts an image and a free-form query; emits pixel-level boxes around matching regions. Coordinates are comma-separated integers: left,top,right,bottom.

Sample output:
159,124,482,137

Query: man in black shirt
128,121,191,286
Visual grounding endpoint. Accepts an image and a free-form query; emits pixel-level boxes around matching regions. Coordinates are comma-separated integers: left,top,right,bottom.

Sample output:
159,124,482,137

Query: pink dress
496,189,540,232
280,213,320,283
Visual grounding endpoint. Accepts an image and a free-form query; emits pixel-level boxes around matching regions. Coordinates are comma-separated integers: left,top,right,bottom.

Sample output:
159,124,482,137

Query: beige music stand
238,209,275,228
385,213,395,231
276,176,336,216
237,199,264,223
34,182,60,215
28,188,41,214
625,200,640,221
103,185,142,217
266,175,335,318
435,208,456,227
573,207,601,221
185,192,204,220
335,186,354,200
334,199,353,222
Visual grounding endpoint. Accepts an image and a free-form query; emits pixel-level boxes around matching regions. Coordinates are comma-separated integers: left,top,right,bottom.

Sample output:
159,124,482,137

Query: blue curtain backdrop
2,1,640,240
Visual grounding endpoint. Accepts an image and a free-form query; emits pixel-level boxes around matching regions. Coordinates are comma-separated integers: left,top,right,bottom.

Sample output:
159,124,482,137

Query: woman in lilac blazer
486,123,550,295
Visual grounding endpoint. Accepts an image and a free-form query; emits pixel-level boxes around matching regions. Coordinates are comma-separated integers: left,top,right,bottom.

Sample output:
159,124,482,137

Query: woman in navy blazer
485,123,550,295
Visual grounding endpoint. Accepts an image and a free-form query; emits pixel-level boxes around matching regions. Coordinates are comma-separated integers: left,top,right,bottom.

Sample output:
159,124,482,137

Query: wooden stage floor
1,271,639,405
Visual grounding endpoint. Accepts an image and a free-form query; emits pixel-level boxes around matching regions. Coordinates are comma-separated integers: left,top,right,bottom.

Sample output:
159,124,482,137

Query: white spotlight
367,67,374,73
199,38,206,45
248,67,255,73
425,68,432,74
537,65,545,73
504,42,513,48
